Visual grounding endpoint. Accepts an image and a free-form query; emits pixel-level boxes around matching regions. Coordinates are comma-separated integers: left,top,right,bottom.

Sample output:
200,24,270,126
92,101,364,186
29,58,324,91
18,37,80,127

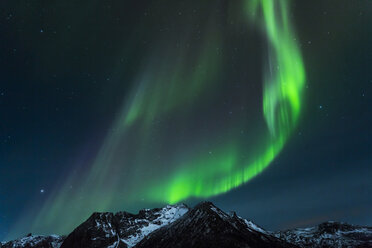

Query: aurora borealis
1,0,371,241
145,0,306,203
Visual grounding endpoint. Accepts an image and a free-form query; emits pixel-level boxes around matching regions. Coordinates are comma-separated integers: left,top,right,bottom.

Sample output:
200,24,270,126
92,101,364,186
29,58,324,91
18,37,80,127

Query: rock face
275,221,372,248
2,202,372,248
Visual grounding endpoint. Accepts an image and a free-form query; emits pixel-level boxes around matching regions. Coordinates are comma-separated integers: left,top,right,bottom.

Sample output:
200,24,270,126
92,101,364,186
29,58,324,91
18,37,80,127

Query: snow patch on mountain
121,204,188,247
244,219,268,234
210,206,230,220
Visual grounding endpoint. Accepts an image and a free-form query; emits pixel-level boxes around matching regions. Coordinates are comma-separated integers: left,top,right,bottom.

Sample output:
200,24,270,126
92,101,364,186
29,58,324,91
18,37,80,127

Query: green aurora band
144,0,306,203
9,0,305,238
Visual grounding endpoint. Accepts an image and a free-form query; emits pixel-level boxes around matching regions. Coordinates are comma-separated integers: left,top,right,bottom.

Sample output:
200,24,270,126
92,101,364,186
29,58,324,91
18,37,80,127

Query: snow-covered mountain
135,201,295,248
60,203,189,248
275,221,372,248
0,234,65,248
1,202,371,248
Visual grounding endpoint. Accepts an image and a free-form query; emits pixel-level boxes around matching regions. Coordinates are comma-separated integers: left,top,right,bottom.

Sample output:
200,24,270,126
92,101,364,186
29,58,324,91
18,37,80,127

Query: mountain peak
186,201,227,221
60,203,190,248
194,201,215,208
136,202,293,248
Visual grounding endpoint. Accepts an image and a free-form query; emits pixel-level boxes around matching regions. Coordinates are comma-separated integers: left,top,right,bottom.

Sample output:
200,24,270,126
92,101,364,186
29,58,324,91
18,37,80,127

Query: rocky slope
1,202,371,248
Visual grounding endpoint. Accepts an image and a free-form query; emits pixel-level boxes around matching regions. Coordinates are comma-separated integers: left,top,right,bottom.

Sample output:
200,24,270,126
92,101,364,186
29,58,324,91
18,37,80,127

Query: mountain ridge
2,202,371,248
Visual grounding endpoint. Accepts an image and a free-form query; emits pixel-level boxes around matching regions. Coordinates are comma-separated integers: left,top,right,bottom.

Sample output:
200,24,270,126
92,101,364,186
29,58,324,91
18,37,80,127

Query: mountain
1,202,371,248
275,221,372,248
135,201,295,248
0,234,65,248
60,203,189,248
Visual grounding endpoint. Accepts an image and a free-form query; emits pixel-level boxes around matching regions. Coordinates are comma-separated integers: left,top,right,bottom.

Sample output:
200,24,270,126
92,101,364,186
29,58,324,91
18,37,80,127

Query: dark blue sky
0,0,371,240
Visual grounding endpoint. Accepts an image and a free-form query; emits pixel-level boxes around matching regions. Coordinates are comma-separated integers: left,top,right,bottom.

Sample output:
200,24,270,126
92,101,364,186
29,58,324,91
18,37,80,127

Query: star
40,189,45,193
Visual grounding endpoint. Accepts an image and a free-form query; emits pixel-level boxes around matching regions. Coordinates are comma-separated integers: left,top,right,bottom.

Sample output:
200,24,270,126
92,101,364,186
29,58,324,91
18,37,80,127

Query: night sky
1,0,371,241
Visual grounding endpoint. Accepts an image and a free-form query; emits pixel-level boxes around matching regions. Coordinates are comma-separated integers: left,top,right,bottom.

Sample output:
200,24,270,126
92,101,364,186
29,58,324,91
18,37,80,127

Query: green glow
144,0,306,203
8,0,305,239
124,31,222,128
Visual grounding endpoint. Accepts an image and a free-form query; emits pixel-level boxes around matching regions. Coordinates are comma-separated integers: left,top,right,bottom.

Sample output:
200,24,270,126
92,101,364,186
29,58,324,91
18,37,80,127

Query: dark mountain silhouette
2,202,371,248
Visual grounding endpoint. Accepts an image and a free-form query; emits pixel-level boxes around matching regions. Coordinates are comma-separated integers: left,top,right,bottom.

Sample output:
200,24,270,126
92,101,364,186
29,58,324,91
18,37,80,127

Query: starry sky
1,0,371,241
